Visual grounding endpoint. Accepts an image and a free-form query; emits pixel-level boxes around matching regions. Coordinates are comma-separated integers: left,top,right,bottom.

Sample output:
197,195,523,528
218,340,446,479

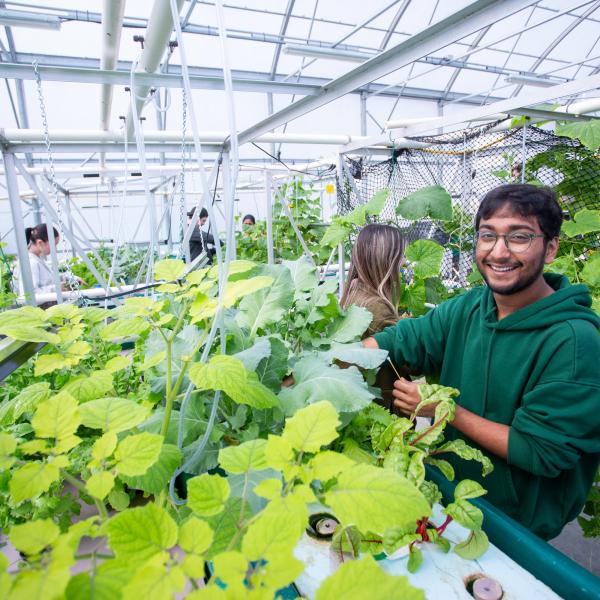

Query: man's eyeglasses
475,231,546,253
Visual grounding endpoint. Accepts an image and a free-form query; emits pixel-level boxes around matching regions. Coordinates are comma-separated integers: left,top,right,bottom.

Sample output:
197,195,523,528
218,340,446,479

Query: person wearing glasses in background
363,184,600,540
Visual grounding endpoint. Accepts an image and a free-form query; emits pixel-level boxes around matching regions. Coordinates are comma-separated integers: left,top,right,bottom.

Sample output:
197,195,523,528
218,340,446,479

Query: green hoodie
374,273,600,540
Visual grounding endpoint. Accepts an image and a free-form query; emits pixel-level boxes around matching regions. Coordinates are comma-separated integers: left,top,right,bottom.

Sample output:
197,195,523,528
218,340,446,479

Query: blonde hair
340,223,405,318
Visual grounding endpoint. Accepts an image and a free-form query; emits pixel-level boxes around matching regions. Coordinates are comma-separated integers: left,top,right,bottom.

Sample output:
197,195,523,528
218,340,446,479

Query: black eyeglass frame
474,231,546,253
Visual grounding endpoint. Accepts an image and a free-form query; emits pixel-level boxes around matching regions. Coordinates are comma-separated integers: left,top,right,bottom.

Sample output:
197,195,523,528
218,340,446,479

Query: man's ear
545,237,559,264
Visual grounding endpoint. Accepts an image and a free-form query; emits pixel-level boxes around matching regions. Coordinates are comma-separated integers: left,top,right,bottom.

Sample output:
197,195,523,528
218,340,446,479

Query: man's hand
392,377,437,418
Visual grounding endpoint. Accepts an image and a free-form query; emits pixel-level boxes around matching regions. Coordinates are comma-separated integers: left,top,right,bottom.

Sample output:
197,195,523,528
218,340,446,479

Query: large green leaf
255,337,289,391
405,240,444,279
454,529,489,560
237,265,294,336
61,370,113,402
9,518,60,555
296,279,338,325
0,382,51,425
189,355,279,409
325,463,430,534
282,256,317,297
444,499,484,530
119,444,182,495
556,120,600,151
66,563,132,600
581,252,600,287
562,209,600,237
0,433,17,469
219,439,268,474
154,258,187,281
0,305,46,328
242,509,301,561
328,305,373,343
0,324,59,343
233,337,271,371
179,517,214,555
9,461,60,503
320,221,351,248
31,391,80,441
206,497,249,558
187,473,231,516
86,471,115,500
282,401,340,453
278,356,374,415
321,342,388,369
316,555,424,600
100,317,150,340
114,432,163,477
434,438,493,476
78,397,149,433
105,503,177,564
397,185,452,221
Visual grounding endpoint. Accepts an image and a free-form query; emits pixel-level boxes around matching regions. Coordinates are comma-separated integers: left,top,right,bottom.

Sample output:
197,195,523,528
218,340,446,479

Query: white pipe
100,0,126,131
17,284,140,306
386,114,507,128
0,128,367,145
126,0,185,138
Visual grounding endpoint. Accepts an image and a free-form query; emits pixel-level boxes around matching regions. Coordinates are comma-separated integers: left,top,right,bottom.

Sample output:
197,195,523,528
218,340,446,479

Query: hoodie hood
481,272,600,331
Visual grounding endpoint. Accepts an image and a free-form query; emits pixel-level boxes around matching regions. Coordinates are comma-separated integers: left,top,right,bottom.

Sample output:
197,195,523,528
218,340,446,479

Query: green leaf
400,282,427,316
283,400,340,453
208,259,256,280
426,458,455,481
0,381,51,426
223,276,274,307
363,188,389,216
407,545,423,573
9,518,60,555
556,120,600,151
91,433,118,464
105,503,177,563
325,463,430,534
242,509,301,561
0,305,46,328
114,432,163,477
122,562,185,600
455,479,487,501
328,305,373,343
434,438,493,476
308,450,355,481
279,357,374,415
0,433,17,469
444,499,484,530
253,477,282,500
562,209,600,237
34,353,68,376
581,252,600,287
101,317,150,340
31,391,81,440
119,444,182,496
383,525,419,554
406,240,445,279
65,563,132,600
61,370,113,402
397,185,452,221
321,342,388,369
187,473,231,516
154,258,187,281
233,337,272,371
255,337,289,391
219,439,268,474
9,461,60,503
454,529,489,560
320,221,351,248
79,397,149,433
282,256,317,296
189,355,279,409
265,434,294,471
316,554,424,600
105,355,131,373
0,324,59,343
87,471,115,500
237,265,294,336
138,350,166,372
206,497,248,558
179,517,214,554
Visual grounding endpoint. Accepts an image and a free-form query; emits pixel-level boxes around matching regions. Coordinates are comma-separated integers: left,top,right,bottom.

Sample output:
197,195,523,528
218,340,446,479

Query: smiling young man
364,184,600,539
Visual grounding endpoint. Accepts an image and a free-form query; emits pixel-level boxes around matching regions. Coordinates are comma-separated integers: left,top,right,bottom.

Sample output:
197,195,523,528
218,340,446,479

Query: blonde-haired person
340,223,408,413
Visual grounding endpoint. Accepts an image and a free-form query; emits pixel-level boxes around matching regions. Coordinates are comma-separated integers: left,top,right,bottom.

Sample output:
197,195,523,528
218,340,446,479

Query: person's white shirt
14,252,60,298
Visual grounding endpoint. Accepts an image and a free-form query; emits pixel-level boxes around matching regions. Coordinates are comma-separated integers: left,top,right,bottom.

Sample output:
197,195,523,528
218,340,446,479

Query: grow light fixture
282,44,375,63
0,8,61,30
504,74,559,88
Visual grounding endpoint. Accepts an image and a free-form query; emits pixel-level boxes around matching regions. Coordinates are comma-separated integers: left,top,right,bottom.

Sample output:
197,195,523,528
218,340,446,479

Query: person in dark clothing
364,184,600,539
242,214,256,227
187,208,215,263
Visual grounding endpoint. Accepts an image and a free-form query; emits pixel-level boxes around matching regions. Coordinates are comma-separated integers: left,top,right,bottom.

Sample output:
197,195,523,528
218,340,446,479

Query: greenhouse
0,0,599,598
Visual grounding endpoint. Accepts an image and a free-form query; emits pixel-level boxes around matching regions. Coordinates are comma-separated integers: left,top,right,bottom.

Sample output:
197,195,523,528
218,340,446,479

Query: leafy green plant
0,255,495,598
0,242,16,311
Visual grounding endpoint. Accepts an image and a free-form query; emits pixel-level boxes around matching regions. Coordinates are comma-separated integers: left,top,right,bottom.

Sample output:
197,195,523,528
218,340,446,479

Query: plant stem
436,515,453,535
62,470,109,520
409,412,449,446
160,339,173,438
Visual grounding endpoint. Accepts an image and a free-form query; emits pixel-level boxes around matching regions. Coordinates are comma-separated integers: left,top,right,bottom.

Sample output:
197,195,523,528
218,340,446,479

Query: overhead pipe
125,0,185,138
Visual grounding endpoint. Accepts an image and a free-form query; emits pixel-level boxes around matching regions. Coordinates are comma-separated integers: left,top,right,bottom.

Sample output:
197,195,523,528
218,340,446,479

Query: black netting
337,124,600,284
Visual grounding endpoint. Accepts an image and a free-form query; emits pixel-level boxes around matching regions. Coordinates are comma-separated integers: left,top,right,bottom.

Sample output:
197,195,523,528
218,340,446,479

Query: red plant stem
409,412,449,446
436,515,453,535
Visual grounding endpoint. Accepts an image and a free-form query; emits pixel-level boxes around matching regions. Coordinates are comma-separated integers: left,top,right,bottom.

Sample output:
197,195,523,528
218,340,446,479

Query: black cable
250,142,326,176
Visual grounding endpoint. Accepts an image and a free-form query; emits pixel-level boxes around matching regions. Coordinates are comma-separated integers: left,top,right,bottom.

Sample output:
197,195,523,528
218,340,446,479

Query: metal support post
264,170,274,264
360,91,367,136
31,196,42,224
2,151,35,304
64,192,75,258
221,151,236,259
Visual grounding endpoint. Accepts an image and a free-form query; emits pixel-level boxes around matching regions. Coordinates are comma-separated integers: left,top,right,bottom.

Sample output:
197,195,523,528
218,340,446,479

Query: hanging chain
33,60,85,303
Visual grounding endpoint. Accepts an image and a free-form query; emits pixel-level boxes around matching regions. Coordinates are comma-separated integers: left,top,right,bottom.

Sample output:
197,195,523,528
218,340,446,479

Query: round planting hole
465,573,503,600
306,513,339,540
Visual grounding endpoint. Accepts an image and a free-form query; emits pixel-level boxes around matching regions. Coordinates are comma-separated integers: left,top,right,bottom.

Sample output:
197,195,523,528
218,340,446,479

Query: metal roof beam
234,0,536,147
